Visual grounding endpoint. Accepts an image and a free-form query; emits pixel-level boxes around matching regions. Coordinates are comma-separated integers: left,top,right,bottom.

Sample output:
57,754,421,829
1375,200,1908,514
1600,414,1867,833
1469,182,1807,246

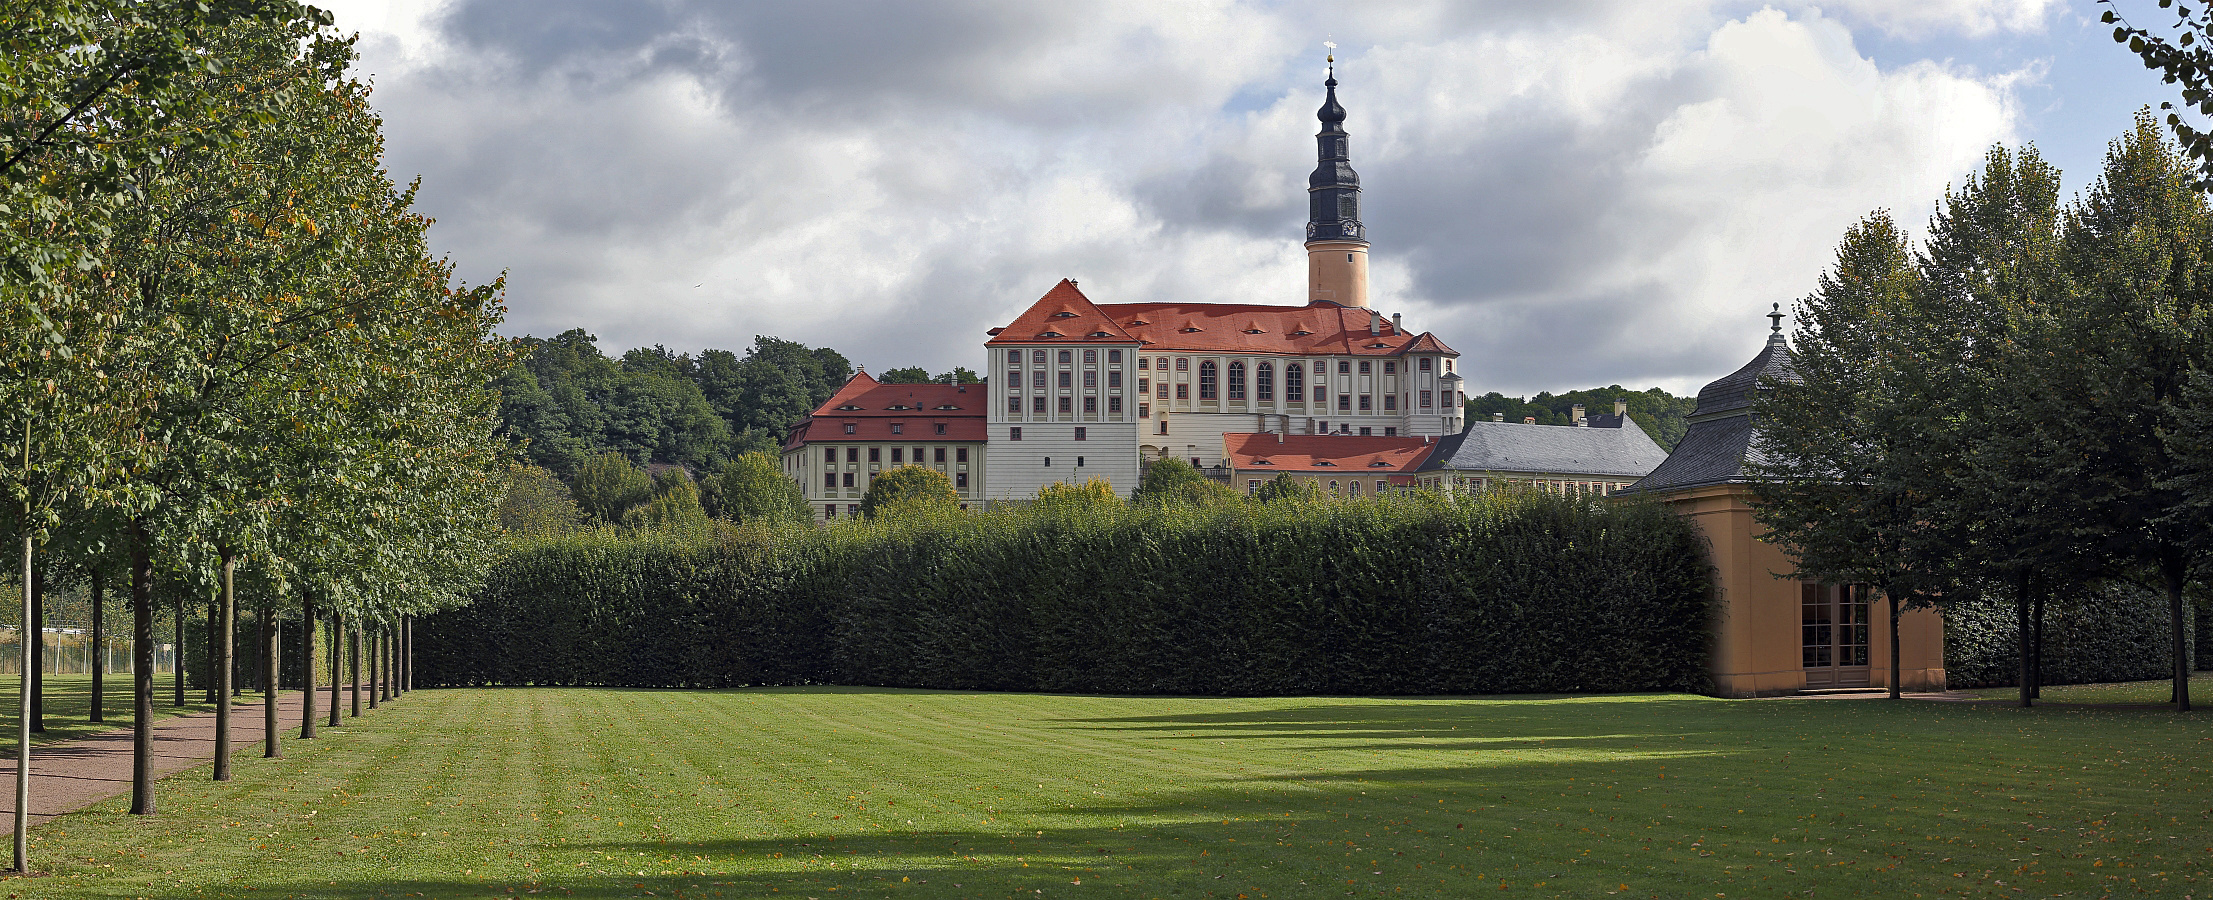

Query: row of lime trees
1,1,507,873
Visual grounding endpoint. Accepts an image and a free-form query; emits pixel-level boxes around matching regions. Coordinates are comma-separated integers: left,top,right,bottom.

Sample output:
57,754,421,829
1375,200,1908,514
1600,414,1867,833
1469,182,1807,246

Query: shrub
1942,580,2193,688
416,492,1717,695
861,465,959,518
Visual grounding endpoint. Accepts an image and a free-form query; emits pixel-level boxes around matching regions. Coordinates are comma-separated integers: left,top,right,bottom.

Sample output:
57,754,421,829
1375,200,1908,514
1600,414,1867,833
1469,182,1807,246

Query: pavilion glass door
1802,583,1871,688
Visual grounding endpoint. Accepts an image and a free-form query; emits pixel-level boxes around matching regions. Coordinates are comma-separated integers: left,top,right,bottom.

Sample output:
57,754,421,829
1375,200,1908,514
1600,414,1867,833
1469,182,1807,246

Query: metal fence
0,626,174,676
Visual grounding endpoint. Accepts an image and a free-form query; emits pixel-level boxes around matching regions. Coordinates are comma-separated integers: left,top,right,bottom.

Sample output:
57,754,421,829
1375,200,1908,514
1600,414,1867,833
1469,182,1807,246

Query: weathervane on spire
1325,40,1337,84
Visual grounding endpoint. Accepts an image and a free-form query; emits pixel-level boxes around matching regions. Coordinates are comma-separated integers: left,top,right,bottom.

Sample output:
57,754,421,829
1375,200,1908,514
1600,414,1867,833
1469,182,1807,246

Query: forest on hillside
1465,386,1696,450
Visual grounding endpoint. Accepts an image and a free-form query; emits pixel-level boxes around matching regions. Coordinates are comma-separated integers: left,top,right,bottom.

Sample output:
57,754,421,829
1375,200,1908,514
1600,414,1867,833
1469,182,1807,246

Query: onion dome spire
1306,52,1364,245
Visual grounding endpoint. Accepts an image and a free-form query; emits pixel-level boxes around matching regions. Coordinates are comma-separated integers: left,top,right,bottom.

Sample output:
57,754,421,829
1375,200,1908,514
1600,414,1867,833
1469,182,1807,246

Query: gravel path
0,684,373,834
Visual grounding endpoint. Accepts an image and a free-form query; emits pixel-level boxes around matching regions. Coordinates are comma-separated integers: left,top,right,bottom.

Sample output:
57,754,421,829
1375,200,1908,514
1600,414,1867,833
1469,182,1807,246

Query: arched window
1032,350,1046,364
1058,350,1072,365
1083,349,1096,364
1256,363,1274,401
1175,358,1189,371
1285,363,1304,400
1008,350,1021,365
1198,361,1218,400
1227,362,1246,400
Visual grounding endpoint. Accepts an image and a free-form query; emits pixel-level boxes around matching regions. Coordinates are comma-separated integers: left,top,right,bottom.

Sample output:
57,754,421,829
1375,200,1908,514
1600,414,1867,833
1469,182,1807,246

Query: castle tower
1305,58,1368,308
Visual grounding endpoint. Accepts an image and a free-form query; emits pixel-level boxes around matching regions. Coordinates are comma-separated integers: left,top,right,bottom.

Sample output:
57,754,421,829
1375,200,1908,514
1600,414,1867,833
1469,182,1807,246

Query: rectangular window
1247,480,1260,495
1157,383,1169,399
956,472,969,489
1058,396,1073,413
1084,349,1096,364
1419,390,1432,408
1083,396,1097,413
1383,361,1396,374
1318,420,1328,433
1377,480,1388,495
1138,357,1149,370
1075,427,1087,441
934,447,946,463
1359,426,1372,436
1084,371,1097,388
824,473,837,488
1313,386,1327,403
842,473,855,487
1383,395,1396,411
1176,384,1189,400
1138,377,1149,393
1176,358,1189,371
1058,371,1072,389
1010,427,1022,441
1008,369,1019,385
1107,371,1121,388
844,423,857,434
1338,395,1351,411
935,423,947,435
891,447,903,463
1158,420,1169,435
891,423,903,434
1338,361,1351,375
1139,402,1150,418
1108,396,1122,413
1419,357,1432,371
1358,395,1371,410
1033,396,1047,413
957,448,968,462
1384,427,1397,437
1358,361,1371,374
1108,350,1122,364
848,504,859,516
824,449,836,465
868,448,881,462
847,447,859,462
1008,350,1022,365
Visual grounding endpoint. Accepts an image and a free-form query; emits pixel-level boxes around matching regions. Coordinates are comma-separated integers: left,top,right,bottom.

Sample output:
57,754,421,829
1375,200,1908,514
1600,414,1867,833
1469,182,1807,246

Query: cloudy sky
318,0,2175,396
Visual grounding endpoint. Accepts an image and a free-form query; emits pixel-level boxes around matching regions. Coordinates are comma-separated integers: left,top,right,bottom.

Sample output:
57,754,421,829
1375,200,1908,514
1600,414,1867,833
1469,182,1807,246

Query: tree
861,466,959,519
570,452,653,524
1751,211,1967,700
1253,473,1318,504
498,466,585,536
1034,477,1118,511
704,452,811,527
2034,113,2213,710
2103,1,2213,187
622,470,710,530
934,367,982,385
878,366,932,384
1131,457,1209,506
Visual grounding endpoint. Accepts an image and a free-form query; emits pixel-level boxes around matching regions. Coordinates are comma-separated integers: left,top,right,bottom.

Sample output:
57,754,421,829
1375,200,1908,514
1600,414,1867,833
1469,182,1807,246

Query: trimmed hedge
417,493,1718,695
1942,581,2194,688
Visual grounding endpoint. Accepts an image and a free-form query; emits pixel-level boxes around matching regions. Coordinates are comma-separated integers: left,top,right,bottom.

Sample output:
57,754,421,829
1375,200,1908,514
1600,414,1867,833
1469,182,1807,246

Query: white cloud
1809,0,2061,38
335,1,2024,396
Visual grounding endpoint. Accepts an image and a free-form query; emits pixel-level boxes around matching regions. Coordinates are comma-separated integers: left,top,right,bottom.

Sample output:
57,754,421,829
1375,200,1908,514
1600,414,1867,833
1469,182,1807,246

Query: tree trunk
348,619,360,718
2166,558,2192,712
380,624,392,703
405,617,413,693
327,609,340,728
171,593,182,707
367,626,379,710
29,563,44,733
15,522,32,869
202,595,215,704
213,551,235,781
2017,569,2033,709
89,569,103,724
1889,592,1903,700
2031,578,2046,700
300,593,317,740
129,523,155,816
263,601,279,759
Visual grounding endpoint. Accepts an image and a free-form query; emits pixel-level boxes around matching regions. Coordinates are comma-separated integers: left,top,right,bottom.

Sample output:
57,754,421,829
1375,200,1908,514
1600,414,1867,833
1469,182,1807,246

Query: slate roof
783,372,987,451
1624,328,1798,495
1223,433,1439,474
1417,418,1668,479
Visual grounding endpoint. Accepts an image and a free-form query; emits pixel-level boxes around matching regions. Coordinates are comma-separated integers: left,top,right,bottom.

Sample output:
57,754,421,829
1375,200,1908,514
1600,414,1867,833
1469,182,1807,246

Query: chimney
1369,309,1380,335
1572,404,1586,427
1391,312,1403,334
1491,412,1504,423
1523,416,1537,425
1277,430,1285,444
1614,399,1628,416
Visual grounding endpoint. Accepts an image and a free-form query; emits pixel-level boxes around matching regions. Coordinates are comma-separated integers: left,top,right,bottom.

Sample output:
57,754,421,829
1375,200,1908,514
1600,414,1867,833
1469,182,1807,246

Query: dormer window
1368,461,1391,468
1128,319,1149,326
1252,459,1272,466
890,423,903,434
1089,331,1113,338
1181,326,1203,333
1243,328,1265,334
1051,311,1077,318
933,404,961,410
835,404,864,411
843,423,857,434
1366,342,1390,349
1313,460,1336,466
1038,331,1063,338
1290,330,1314,337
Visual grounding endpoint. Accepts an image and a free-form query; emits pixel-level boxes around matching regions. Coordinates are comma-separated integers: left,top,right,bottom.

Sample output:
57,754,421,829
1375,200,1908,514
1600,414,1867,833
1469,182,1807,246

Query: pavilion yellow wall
1655,483,1946,697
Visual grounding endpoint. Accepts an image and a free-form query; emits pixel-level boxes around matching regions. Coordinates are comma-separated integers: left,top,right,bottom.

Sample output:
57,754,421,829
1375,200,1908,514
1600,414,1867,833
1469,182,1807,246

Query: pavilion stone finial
1768,302,1785,335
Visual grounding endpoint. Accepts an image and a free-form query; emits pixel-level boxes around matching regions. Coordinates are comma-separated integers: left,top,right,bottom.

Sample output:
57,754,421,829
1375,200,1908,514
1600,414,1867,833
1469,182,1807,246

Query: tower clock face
1306,223,1318,238
1341,222,1360,238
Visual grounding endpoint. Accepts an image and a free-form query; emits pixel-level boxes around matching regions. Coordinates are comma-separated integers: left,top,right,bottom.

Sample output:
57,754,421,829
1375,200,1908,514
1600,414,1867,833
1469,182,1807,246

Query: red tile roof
784,372,987,451
1221,432,1440,474
987,280,1459,358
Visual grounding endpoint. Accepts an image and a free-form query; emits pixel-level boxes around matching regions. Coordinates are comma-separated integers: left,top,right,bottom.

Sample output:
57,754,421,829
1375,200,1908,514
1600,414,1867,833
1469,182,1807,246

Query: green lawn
1957,671,2213,705
0,674,220,745
10,685,2212,899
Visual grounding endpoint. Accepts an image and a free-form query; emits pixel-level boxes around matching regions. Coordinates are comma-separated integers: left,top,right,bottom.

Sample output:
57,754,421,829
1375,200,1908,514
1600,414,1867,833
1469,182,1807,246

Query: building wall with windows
782,373,988,522
1222,432,1438,499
